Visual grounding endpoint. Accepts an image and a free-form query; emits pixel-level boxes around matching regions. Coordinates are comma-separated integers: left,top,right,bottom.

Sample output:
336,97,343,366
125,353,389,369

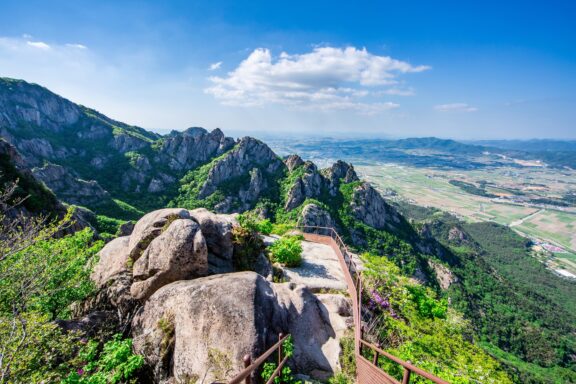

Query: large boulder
90,208,241,305
131,272,285,383
91,236,131,289
189,208,237,274
131,272,347,383
127,208,192,261
131,219,208,300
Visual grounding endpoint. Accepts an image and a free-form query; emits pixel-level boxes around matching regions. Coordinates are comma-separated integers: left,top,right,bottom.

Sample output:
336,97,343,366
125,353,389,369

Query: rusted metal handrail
227,333,289,384
359,340,450,384
296,225,450,384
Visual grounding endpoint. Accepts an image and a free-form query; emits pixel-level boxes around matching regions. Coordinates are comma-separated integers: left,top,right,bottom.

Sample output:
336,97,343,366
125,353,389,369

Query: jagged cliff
0,77,411,259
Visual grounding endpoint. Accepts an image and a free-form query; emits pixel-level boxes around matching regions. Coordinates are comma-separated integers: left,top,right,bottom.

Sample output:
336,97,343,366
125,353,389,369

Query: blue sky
0,0,574,139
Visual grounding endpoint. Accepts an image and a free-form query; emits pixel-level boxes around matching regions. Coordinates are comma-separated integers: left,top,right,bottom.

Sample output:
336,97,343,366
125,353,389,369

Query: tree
0,179,97,383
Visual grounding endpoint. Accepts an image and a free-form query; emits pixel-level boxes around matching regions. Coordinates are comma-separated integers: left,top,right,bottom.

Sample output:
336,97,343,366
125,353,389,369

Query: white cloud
26,41,51,50
208,61,222,71
434,103,478,112
65,43,88,49
205,46,429,113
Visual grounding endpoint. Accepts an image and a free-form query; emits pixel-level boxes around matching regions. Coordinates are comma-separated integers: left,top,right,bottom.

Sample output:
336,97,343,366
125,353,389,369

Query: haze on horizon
0,0,574,140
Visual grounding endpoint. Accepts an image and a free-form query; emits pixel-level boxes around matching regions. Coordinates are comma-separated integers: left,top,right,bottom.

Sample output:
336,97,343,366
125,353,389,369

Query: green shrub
256,219,273,235
0,227,102,319
268,236,303,267
271,222,295,236
406,285,448,319
237,212,275,235
232,224,265,271
261,336,299,384
94,215,124,236
61,335,144,384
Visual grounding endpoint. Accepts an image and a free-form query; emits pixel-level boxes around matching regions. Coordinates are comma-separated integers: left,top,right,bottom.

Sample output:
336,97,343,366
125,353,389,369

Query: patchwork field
357,164,576,275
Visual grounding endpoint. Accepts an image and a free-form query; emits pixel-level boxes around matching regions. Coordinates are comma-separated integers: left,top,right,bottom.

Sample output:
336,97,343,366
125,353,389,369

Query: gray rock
92,236,131,289
132,272,342,383
298,204,336,236
349,182,388,230
325,161,359,196
109,133,149,153
158,128,235,171
32,163,110,206
198,137,284,201
285,154,304,172
127,208,192,261
189,208,237,274
132,272,284,383
131,219,208,300
285,178,305,210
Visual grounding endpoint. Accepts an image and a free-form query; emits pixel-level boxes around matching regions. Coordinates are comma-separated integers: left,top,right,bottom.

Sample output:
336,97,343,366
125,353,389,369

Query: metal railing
296,225,450,384
227,333,290,384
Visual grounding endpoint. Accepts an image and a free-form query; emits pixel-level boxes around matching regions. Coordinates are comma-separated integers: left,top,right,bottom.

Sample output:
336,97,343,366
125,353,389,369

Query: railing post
243,355,252,384
372,345,380,366
402,364,412,384
278,333,284,367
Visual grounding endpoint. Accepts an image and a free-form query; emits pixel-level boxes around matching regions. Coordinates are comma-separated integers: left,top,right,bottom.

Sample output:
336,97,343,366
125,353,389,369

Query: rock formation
88,207,351,383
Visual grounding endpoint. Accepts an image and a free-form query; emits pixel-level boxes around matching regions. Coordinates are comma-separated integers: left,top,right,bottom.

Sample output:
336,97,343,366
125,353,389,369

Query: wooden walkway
227,226,450,384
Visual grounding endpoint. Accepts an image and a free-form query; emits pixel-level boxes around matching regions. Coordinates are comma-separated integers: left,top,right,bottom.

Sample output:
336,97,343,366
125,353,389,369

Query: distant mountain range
268,136,576,170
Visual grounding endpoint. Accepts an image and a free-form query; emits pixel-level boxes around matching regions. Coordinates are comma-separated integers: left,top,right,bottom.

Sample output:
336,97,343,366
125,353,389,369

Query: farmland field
356,163,576,275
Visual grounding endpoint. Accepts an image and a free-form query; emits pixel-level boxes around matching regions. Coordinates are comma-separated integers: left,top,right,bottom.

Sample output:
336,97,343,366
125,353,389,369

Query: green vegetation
0,181,143,383
0,148,60,214
361,253,513,384
268,235,303,267
0,227,101,319
93,215,125,238
232,214,266,271
261,336,300,384
61,336,144,384
421,215,576,382
449,179,497,198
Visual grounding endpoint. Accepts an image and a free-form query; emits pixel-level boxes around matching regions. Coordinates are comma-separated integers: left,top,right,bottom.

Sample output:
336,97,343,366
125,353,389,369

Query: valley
269,137,576,277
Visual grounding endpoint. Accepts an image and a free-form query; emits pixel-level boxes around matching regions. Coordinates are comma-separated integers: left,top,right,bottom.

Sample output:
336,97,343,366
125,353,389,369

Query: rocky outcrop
158,127,235,171
132,272,343,383
429,260,457,290
131,219,208,300
199,137,283,199
299,204,336,235
189,208,237,274
284,160,358,210
285,162,323,210
109,133,149,153
324,160,359,196
448,226,468,244
285,154,304,172
32,163,110,206
349,182,388,230
0,78,81,132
